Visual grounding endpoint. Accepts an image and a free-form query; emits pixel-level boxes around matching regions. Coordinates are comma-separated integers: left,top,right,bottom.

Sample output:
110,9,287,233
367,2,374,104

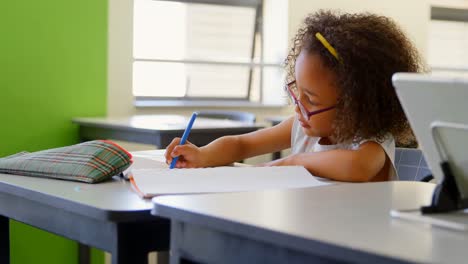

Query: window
132,0,287,106
428,5,468,75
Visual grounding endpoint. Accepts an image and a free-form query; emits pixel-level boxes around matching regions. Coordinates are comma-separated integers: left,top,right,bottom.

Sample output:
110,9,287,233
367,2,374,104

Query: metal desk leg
111,221,170,264
0,215,9,264
157,252,169,264
79,243,90,264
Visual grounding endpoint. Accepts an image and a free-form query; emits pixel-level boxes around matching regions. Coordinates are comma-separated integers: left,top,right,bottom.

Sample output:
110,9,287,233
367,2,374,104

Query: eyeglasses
285,80,336,120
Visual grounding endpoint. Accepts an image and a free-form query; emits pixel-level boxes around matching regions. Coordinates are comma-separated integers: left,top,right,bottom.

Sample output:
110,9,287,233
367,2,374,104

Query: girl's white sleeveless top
291,118,397,180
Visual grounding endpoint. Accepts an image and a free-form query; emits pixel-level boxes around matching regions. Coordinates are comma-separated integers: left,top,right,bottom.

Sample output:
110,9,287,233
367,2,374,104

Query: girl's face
293,51,338,138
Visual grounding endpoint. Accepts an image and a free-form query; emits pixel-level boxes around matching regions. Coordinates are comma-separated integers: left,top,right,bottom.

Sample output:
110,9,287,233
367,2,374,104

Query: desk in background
73,115,264,148
265,116,288,126
265,116,288,160
153,181,468,264
0,150,170,264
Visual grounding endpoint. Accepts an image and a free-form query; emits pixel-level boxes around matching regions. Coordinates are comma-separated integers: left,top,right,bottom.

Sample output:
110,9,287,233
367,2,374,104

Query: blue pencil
170,112,198,169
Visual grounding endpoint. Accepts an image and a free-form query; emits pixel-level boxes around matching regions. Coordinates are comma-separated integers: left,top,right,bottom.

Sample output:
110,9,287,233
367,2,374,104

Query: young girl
164,10,423,182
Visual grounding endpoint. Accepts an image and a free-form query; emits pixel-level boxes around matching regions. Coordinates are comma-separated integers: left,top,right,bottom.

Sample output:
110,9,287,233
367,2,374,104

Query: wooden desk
73,115,264,148
153,181,468,264
0,151,170,264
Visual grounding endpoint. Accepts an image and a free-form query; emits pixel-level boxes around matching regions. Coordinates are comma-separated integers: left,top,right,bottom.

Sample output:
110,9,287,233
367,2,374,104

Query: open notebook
128,156,331,198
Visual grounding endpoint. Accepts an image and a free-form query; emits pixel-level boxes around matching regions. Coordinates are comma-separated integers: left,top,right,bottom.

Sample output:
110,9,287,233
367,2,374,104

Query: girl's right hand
164,137,204,168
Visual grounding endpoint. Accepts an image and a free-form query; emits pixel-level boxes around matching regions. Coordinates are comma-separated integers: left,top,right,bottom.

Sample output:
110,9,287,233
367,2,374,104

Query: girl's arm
166,116,295,168
265,141,387,182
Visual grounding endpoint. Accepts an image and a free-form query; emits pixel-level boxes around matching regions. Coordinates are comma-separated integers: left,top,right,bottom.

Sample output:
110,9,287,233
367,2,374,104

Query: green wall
0,0,108,263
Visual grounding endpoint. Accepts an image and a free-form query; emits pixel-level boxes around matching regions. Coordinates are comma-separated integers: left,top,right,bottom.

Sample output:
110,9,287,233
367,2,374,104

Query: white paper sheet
122,155,169,179
130,166,331,198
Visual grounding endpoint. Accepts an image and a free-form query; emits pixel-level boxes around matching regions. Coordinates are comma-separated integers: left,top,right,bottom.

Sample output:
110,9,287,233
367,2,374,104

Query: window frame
132,0,284,105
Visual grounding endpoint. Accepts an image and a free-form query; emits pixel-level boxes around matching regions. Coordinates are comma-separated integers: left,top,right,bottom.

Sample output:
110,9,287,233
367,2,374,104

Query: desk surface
73,115,264,132
0,150,168,222
0,173,151,221
264,115,289,125
153,181,468,264
73,115,264,148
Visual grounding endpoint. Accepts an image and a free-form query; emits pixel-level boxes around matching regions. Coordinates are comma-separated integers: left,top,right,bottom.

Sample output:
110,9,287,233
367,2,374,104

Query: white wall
431,0,468,8
288,0,430,60
107,0,136,118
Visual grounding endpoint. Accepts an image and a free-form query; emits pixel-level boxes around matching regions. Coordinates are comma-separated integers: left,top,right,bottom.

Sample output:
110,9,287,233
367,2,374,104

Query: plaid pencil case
0,140,133,183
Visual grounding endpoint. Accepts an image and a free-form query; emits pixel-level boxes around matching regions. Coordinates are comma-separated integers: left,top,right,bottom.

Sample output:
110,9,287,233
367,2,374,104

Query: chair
197,110,256,123
395,148,433,182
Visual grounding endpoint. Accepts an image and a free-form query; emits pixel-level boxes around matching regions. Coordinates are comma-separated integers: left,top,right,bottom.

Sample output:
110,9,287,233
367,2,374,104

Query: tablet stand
421,121,468,214
421,161,464,213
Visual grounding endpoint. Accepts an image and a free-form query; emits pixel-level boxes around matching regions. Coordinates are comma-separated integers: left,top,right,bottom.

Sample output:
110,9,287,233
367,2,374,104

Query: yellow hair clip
315,32,343,64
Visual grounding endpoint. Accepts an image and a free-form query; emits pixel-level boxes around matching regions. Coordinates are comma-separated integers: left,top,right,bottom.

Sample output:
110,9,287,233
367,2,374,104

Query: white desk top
0,150,168,221
153,181,468,264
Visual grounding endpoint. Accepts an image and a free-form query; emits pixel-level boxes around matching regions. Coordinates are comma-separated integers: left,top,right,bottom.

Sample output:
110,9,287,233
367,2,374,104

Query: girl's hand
164,137,204,168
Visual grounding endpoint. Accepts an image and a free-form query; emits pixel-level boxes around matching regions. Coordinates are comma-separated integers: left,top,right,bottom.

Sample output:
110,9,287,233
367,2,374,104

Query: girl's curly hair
285,10,425,145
